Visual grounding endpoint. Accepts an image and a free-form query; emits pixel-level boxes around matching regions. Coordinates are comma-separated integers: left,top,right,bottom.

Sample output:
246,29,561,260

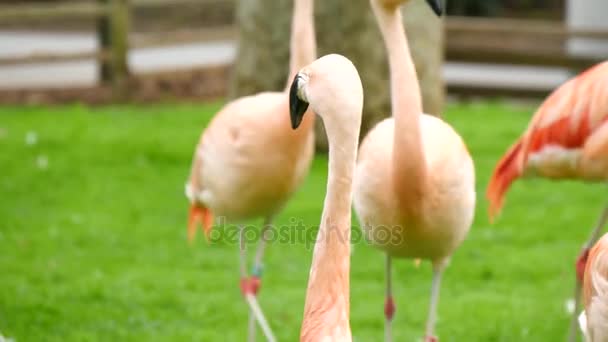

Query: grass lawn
0,100,603,341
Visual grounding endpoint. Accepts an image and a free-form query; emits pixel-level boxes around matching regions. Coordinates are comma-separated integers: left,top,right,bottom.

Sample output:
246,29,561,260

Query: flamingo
185,0,316,340
486,61,608,341
352,0,475,341
289,53,363,342
579,232,608,342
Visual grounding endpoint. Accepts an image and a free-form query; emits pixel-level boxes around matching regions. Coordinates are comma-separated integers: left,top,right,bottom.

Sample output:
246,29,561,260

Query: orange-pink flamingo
487,61,608,342
290,53,363,342
185,1,317,340
353,0,475,341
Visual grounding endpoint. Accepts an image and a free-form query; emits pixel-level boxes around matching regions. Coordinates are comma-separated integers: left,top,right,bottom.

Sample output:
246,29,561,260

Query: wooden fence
1,2,608,99
445,16,608,97
0,0,233,97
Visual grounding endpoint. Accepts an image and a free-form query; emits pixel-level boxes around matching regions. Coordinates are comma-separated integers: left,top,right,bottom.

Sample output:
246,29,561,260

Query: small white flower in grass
36,154,48,170
0,332,15,342
566,297,576,314
25,131,38,146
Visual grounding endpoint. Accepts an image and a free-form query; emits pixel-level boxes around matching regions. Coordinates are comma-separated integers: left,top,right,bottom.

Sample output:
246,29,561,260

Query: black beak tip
289,74,309,130
290,116,301,130
426,0,443,17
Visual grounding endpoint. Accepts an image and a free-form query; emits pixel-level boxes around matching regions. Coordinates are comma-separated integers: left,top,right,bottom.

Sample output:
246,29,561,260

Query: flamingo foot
424,335,438,342
249,276,261,295
384,296,396,321
240,276,262,296
576,247,591,283
187,204,213,243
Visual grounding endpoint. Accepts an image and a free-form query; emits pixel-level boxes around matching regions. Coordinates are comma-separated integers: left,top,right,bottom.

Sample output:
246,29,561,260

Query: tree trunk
230,0,444,151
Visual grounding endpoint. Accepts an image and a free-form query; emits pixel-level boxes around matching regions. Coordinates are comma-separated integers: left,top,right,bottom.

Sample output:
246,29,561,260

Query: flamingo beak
425,0,443,16
289,73,309,130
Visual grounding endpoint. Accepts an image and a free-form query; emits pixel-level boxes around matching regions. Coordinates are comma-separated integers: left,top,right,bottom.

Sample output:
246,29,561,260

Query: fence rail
447,16,608,39
446,16,607,71
445,16,607,97
0,51,108,66
131,26,236,48
0,2,108,23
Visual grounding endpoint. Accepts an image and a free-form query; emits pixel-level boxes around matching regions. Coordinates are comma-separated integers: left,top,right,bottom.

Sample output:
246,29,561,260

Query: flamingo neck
285,0,317,136
300,114,357,342
376,5,428,208
285,0,316,90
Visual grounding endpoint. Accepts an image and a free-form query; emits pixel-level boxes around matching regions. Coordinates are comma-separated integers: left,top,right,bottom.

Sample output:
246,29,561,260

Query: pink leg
568,205,608,342
239,219,275,342
424,265,444,342
384,256,395,342
245,218,272,342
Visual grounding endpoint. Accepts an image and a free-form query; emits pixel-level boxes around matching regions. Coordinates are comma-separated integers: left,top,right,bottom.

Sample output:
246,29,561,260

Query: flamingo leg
568,204,608,342
424,266,444,342
239,222,276,342
248,217,273,342
252,217,273,278
238,225,256,342
568,280,584,342
239,225,248,278
247,310,256,342
384,255,395,342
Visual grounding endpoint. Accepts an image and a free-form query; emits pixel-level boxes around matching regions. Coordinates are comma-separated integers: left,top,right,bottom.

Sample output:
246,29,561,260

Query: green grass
0,100,602,341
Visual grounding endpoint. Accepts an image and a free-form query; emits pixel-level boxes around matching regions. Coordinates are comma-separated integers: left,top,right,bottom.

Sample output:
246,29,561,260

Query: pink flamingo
487,61,608,341
353,0,475,341
185,1,316,340
289,53,363,342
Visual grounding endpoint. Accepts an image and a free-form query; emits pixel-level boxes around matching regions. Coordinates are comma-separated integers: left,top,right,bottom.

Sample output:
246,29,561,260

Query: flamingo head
288,54,363,136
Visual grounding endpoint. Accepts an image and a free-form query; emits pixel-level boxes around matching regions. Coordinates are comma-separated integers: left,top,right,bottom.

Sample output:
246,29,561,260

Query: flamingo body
187,92,314,221
354,114,475,260
488,61,608,218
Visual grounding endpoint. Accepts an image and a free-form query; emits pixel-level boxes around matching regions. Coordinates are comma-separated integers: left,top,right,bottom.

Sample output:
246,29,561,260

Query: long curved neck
375,5,428,207
285,0,316,91
300,118,357,342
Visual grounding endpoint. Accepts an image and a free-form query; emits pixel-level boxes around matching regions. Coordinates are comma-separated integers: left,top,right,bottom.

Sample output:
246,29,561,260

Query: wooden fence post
109,0,130,97
96,0,111,83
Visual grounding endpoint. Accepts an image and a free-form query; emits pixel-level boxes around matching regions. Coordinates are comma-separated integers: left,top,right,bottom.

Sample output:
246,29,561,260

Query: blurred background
0,0,605,109
1,0,608,341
